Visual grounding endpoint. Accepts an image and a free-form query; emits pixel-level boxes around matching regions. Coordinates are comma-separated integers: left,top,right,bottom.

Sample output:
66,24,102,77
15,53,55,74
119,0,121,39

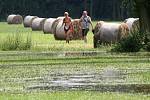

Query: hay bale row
23,16,82,41
43,18,56,34
24,16,38,27
7,14,23,24
31,18,46,31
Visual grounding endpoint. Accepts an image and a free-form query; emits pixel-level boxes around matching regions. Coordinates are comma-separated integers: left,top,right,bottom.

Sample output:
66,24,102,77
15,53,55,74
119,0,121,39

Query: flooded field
0,51,150,94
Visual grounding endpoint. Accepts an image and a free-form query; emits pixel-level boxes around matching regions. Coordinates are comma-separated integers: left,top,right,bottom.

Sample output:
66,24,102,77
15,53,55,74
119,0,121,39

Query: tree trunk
84,0,88,10
112,0,116,20
90,0,93,17
117,1,121,20
135,0,150,33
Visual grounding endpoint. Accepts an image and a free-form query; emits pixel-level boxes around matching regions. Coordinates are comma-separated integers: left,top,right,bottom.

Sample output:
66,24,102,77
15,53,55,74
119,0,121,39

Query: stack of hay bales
24,16,38,27
31,18,46,31
52,17,82,40
43,18,56,34
7,14,23,24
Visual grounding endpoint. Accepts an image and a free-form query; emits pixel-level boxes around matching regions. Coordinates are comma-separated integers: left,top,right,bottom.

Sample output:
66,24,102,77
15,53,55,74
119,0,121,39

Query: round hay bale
56,16,65,20
43,18,56,34
124,18,140,33
54,20,66,40
7,14,23,24
71,19,82,39
24,16,38,27
31,18,46,31
7,14,16,24
51,18,63,35
53,19,82,40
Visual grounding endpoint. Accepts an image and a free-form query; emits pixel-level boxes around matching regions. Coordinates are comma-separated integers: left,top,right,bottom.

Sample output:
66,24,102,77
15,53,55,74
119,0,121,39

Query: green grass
0,52,150,93
0,22,150,99
0,22,99,51
0,92,150,100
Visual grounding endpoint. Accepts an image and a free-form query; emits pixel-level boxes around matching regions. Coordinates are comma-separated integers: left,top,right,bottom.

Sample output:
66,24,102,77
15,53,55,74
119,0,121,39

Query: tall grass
0,33,32,51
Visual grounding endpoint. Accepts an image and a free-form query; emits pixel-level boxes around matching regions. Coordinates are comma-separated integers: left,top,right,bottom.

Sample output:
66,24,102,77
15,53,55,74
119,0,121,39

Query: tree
0,0,131,21
134,0,150,33
124,0,150,33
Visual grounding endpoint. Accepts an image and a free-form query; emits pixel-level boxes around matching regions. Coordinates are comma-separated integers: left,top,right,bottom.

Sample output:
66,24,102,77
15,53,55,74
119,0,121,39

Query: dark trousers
82,29,89,37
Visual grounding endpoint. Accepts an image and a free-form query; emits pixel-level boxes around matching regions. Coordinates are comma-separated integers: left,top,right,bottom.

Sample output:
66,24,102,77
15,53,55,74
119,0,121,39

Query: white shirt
80,16,91,29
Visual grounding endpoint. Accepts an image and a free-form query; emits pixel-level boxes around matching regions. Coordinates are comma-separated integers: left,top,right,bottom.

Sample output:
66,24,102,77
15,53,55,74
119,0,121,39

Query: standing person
62,12,73,43
80,11,93,43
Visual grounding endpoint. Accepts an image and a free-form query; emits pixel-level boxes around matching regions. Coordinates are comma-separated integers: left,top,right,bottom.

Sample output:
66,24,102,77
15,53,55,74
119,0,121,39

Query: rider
80,11,93,43
62,12,73,43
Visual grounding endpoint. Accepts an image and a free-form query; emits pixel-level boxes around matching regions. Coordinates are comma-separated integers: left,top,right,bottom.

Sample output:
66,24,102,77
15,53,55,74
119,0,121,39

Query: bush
112,32,144,52
144,32,150,51
145,42,150,51
0,33,32,51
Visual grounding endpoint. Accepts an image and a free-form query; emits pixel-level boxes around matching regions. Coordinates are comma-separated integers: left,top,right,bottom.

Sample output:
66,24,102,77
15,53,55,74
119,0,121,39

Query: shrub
144,32,150,51
145,42,150,51
0,33,32,51
112,32,144,52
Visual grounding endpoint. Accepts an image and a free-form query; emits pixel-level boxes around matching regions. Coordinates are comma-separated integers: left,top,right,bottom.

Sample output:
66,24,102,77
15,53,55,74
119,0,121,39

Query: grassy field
0,92,150,100
0,22,98,51
0,22,150,99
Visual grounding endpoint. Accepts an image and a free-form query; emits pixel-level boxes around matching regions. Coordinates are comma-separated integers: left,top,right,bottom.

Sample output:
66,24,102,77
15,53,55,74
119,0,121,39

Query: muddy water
1,51,150,93
26,68,150,93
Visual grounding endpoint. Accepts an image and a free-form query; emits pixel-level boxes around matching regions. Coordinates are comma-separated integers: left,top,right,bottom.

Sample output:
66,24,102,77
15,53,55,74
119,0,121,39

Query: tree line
0,0,149,32
0,0,132,21
123,0,150,33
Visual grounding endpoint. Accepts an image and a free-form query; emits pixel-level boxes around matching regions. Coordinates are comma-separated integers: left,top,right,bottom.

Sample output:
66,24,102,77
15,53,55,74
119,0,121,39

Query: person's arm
79,16,83,22
69,17,72,23
89,17,94,30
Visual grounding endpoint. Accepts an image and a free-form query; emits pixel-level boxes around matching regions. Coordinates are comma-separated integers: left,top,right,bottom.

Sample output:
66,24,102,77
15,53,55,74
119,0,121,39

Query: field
0,22,150,99
0,22,97,51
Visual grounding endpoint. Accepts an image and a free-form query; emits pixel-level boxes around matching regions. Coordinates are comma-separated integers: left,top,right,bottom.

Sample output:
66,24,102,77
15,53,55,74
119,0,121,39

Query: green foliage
145,42,150,51
0,0,129,21
112,32,144,52
0,33,32,51
122,0,137,17
144,33,150,51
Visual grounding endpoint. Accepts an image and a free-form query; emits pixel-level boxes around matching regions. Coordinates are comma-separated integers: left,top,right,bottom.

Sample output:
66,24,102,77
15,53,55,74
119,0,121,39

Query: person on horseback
62,12,73,43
